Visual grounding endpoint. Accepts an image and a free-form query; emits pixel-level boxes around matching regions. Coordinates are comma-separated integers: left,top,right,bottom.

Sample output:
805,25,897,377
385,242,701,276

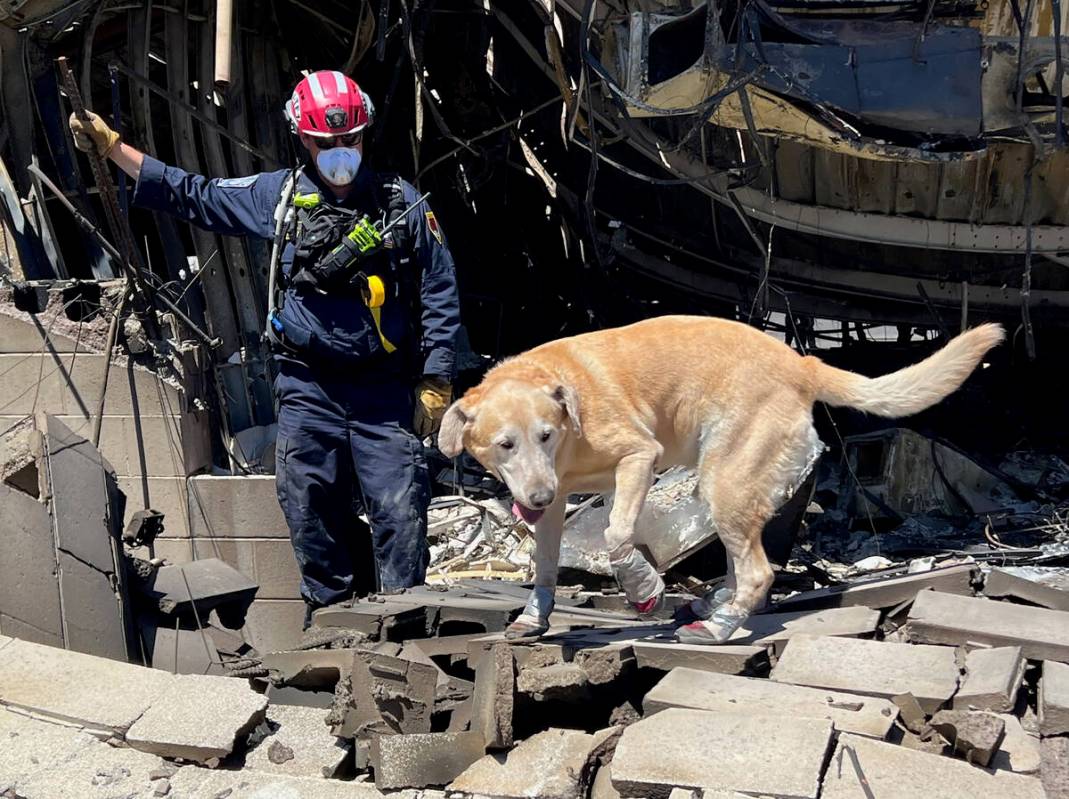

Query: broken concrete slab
992,714,1042,774
611,708,832,798
11,730,196,799
984,568,1069,611
0,638,174,736
125,673,268,763
1040,659,1069,736
450,726,616,799
0,482,64,648
929,709,1005,766
643,667,897,738
370,731,485,789
169,767,387,798
725,605,880,653
40,414,132,660
470,642,515,749
590,766,623,799
574,643,637,685
821,733,1047,798
517,663,591,701
138,558,258,626
261,648,356,689
140,620,224,675
0,708,100,793
771,634,959,713
1041,736,1069,799
245,704,350,778
410,632,489,659
773,563,977,611
954,646,1025,712
312,601,428,641
383,592,526,634
332,649,439,738
632,641,768,675
906,590,1069,662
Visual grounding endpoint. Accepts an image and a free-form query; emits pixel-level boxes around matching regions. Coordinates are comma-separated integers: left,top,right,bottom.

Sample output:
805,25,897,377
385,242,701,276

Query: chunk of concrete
384,591,526,634
907,590,1069,661
11,731,195,799
611,708,832,798
775,565,979,612
574,643,636,685
632,642,767,675
0,638,174,736
140,620,224,675
1041,736,1069,799
643,667,897,738
261,648,356,689
370,731,485,789
590,766,621,799
470,642,514,749
517,663,590,701
991,714,1042,774
169,767,386,798
450,727,617,799
332,649,438,738
821,733,1047,798
245,704,350,778
139,558,258,626
984,568,1069,611
1040,660,1069,736
0,708,99,793
929,709,1005,766
954,646,1025,712
312,601,428,641
771,634,959,713
125,673,268,763
727,605,880,654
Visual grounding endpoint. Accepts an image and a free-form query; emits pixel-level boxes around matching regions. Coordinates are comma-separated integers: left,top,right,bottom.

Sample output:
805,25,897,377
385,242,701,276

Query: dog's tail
808,323,1005,417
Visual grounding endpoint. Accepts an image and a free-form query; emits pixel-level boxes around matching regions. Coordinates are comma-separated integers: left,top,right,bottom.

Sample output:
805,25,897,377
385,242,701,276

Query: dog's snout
529,489,555,509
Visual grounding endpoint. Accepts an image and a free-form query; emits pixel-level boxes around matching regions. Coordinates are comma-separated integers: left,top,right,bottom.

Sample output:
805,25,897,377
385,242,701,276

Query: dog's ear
551,384,582,438
437,398,474,458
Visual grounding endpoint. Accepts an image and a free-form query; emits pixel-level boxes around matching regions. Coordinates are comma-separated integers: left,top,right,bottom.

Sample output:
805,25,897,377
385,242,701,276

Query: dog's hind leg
679,408,821,644
506,497,566,639
604,449,665,616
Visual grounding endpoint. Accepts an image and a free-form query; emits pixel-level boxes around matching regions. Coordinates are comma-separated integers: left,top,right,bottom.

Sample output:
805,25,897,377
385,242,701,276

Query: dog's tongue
512,502,545,525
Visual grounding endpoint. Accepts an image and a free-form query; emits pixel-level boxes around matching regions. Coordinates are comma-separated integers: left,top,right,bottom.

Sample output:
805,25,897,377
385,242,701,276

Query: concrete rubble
1,409,1068,798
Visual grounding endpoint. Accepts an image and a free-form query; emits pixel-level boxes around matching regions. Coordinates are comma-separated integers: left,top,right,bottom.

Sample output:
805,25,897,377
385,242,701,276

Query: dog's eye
540,430,552,442
498,440,514,450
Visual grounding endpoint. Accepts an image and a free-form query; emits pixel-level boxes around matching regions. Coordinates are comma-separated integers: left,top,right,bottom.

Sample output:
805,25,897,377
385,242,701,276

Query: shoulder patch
425,211,443,245
217,175,259,189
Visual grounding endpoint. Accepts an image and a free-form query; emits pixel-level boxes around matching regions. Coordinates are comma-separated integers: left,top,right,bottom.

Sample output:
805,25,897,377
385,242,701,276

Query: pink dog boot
632,592,665,618
674,605,749,645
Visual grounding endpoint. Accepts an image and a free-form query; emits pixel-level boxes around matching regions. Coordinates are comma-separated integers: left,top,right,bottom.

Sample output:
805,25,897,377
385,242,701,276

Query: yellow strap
370,307,397,353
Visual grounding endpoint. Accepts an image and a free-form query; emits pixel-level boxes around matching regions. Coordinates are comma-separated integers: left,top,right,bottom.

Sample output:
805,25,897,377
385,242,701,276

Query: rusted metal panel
978,142,1030,225
773,140,814,204
813,150,854,210
935,159,980,222
894,162,941,219
853,159,895,215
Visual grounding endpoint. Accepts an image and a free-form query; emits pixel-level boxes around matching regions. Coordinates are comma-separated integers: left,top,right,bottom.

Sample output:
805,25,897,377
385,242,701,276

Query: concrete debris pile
4,565,1069,798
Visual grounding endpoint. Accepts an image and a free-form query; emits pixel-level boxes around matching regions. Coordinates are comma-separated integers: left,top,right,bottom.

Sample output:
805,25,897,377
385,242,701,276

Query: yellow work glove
68,111,121,158
414,378,452,438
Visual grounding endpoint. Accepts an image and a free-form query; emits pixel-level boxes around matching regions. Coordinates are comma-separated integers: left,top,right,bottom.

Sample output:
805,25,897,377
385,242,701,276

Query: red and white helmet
284,70,374,138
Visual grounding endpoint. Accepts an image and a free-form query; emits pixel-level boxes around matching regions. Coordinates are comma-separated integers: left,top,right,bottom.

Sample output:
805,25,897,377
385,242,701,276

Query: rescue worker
69,70,461,625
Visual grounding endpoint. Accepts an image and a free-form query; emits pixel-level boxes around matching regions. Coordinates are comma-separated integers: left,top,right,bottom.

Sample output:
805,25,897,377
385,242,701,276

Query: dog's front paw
673,587,735,624
673,605,749,645
504,613,550,639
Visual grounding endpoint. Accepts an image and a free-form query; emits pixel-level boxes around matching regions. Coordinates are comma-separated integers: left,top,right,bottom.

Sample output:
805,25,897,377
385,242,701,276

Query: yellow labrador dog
438,315,1003,643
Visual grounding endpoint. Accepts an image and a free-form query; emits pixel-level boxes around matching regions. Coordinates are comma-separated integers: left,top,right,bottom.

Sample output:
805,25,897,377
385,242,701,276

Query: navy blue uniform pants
273,358,431,608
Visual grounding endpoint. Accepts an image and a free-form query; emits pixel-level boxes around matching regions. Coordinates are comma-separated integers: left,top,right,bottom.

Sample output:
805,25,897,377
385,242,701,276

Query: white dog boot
674,586,735,623
674,604,749,645
610,548,666,618
505,585,553,639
